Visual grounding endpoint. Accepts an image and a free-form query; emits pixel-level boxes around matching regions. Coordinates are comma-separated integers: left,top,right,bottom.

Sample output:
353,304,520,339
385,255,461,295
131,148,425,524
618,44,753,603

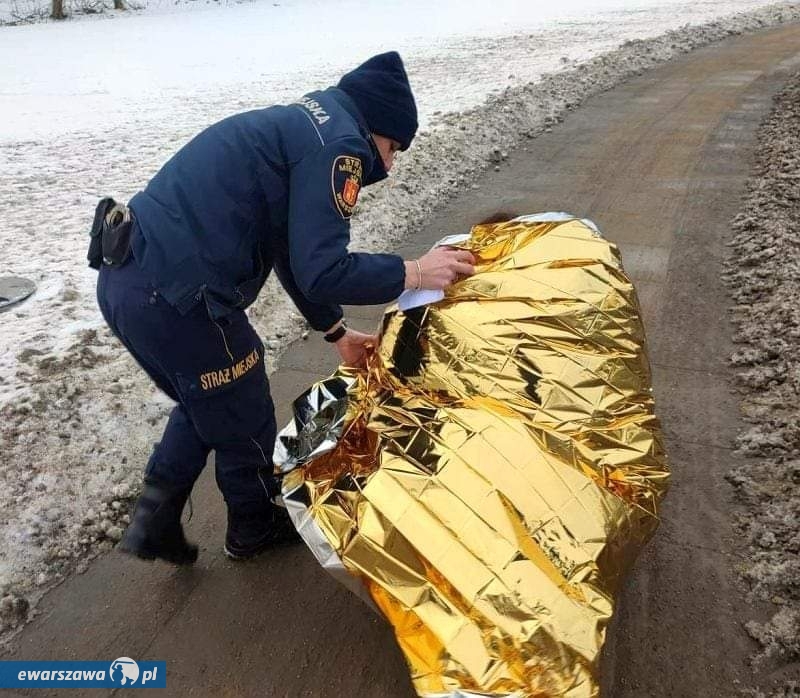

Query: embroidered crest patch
332,155,363,219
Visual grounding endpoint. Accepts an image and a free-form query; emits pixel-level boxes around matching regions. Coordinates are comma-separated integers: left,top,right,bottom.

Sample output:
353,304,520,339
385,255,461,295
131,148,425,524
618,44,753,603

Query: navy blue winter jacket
128,88,406,330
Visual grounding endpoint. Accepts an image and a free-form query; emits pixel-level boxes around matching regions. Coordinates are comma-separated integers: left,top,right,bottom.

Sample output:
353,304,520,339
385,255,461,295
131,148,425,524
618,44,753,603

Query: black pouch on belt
87,197,133,269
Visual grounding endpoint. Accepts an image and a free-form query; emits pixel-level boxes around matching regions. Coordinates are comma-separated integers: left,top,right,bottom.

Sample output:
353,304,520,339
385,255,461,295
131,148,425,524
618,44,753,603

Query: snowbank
724,71,800,695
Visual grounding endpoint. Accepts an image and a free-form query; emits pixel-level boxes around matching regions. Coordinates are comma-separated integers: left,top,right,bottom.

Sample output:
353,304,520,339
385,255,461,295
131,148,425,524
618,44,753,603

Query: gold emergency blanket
275,216,669,698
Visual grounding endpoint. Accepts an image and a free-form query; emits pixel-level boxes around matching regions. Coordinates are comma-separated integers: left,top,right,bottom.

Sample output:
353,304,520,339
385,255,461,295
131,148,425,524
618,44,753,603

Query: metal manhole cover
0,276,37,311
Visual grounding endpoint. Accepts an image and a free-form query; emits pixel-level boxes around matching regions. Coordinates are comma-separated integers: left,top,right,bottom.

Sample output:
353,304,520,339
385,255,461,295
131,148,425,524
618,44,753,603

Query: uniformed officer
95,51,475,564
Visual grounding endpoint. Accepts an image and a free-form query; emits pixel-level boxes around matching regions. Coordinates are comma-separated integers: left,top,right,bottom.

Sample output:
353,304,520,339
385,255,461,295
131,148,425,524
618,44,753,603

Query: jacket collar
328,87,369,133
327,88,388,185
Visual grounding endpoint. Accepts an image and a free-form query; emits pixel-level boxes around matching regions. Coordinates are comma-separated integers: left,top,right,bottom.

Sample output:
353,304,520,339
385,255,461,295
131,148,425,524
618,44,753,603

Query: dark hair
476,211,519,225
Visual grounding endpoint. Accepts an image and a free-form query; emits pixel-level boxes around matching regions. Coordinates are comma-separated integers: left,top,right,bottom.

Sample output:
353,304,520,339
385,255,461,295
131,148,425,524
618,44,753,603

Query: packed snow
724,73,800,694
0,0,798,656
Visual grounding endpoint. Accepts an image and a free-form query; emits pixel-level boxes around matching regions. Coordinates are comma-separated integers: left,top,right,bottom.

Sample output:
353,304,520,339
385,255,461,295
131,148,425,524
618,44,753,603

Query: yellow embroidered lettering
198,348,260,391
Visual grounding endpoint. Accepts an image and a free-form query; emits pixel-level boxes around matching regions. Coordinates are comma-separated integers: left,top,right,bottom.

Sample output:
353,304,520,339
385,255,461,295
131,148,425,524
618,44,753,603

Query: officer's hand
405,246,476,291
335,329,378,369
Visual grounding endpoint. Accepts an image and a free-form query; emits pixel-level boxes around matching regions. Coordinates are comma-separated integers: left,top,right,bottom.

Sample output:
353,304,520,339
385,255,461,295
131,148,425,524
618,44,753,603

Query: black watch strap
323,321,347,343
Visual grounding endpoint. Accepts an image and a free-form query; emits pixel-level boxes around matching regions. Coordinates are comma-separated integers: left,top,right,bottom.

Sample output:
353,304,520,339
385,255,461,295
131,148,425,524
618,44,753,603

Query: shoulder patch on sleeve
331,155,363,219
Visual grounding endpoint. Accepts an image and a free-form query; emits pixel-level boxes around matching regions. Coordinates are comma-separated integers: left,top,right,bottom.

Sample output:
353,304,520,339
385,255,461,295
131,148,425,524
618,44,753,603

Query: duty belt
87,197,134,270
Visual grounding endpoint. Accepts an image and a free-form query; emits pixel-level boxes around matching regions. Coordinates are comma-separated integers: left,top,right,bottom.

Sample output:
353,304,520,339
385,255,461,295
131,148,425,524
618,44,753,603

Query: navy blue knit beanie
338,52,418,151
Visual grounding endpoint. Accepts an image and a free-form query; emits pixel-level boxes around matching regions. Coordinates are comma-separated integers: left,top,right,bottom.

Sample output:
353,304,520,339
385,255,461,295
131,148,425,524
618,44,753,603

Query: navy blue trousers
97,257,275,520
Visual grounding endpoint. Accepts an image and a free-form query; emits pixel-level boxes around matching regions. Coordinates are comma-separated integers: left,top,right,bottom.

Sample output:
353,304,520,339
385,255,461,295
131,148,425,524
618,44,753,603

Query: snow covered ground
1,0,798,641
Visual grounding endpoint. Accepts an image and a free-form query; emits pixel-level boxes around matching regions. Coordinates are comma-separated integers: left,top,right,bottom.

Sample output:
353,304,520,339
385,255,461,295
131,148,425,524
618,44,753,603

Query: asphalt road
5,23,800,698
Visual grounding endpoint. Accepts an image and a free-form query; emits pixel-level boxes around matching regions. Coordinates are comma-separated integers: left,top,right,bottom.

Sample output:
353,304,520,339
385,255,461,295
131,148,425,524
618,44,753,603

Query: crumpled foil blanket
274,215,669,698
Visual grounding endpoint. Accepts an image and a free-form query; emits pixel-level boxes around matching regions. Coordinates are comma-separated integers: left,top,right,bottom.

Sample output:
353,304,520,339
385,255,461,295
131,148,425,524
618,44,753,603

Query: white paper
397,288,445,311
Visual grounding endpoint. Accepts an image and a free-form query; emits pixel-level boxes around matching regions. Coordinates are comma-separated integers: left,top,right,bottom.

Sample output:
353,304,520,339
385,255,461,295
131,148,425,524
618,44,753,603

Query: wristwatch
323,319,348,343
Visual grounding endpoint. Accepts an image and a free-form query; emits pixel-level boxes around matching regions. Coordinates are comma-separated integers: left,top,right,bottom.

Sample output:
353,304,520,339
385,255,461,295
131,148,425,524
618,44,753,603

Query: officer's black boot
223,503,301,561
118,480,198,565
